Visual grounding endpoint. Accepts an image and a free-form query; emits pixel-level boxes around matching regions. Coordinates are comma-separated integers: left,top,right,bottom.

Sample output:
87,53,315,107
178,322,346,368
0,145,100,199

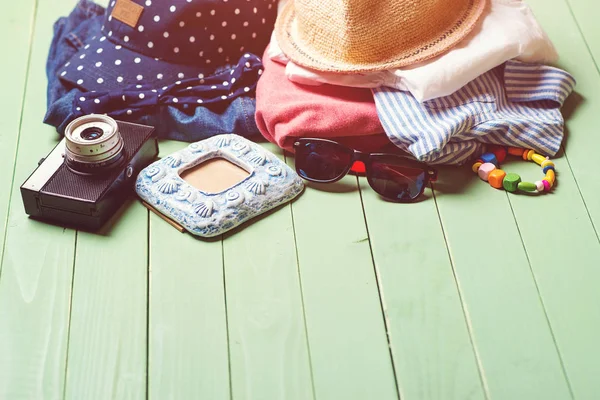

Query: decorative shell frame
135,134,304,237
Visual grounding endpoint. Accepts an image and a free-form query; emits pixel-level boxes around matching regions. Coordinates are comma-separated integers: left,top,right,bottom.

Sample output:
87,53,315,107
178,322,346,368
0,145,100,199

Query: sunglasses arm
379,164,438,183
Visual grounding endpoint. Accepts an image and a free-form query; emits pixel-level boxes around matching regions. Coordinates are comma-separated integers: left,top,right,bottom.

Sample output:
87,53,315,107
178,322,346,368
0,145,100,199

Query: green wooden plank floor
1,0,599,399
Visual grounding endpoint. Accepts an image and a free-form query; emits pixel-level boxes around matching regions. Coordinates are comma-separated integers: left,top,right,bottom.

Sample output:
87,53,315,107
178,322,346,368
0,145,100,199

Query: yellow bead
472,162,483,174
526,150,535,161
531,153,546,165
541,160,555,169
545,169,556,185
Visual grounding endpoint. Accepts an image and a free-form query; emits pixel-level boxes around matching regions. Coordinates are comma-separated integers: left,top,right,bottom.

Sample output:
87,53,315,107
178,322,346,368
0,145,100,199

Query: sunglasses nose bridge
352,150,369,163
348,150,367,172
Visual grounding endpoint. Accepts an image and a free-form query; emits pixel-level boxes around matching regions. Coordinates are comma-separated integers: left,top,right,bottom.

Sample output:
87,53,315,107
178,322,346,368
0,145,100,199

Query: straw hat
275,0,487,73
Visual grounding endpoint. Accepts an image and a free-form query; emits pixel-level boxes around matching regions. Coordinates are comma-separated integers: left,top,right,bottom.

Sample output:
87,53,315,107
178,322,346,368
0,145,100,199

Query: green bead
517,181,537,192
503,173,521,192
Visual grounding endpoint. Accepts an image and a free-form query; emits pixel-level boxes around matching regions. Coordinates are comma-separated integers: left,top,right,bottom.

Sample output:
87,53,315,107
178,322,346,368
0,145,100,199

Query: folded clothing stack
45,0,278,141
44,0,576,167
255,0,576,164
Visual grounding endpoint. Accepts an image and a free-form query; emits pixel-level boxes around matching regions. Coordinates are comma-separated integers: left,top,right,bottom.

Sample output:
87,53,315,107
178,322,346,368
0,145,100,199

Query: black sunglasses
293,138,437,202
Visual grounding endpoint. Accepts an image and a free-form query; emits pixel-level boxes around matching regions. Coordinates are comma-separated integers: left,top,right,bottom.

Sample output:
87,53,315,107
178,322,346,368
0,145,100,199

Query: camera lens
64,115,124,174
80,127,104,141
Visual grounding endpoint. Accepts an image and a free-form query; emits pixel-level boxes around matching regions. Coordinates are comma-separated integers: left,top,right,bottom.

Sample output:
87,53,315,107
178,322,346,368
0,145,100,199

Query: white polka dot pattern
100,0,277,66
71,54,263,118
60,0,276,93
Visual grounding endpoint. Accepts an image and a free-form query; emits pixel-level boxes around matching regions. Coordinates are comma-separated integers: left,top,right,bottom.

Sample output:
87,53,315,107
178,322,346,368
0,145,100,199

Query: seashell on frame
247,152,267,166
194,200,215,218
164,154,183,168
156,179,180,194
244,178,266,195
215,135,232,148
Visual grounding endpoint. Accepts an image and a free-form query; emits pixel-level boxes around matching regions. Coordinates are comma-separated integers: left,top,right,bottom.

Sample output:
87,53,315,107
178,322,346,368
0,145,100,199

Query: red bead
494,148,507,164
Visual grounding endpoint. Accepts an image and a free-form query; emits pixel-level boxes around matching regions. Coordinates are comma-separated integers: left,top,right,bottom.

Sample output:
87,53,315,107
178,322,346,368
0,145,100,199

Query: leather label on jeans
111,0,143,28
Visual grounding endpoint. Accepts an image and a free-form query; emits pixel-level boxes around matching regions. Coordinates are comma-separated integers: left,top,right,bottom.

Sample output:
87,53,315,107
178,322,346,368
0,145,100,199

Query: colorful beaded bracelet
472,145,556,194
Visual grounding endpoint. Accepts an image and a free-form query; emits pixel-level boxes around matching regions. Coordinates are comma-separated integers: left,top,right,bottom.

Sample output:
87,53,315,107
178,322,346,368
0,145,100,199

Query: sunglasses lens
295,141,352,181
369,157,427,201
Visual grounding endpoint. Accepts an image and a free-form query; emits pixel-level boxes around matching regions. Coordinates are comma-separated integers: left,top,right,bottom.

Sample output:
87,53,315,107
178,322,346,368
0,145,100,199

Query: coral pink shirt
255,48,390,153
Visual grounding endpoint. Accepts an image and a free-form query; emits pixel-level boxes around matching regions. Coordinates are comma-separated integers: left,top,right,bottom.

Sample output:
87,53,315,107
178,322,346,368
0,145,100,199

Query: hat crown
283,0,485,69
103,0,276,66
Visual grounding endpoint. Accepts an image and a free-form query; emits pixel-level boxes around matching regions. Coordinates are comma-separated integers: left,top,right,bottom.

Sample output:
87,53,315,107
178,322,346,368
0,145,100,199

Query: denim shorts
44,0,260,141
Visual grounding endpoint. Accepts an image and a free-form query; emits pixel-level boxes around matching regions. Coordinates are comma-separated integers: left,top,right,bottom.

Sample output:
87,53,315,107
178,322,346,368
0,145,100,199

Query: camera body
21,116,158,230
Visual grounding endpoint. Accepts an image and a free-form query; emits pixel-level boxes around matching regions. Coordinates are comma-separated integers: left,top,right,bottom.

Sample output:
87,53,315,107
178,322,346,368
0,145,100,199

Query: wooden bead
487,144,504,153
508,147,525,156
518,181,538,192
523,149,535,161
541,160,555,170
488,169,507,189
543,165,555,174
503,173,521,192
478,163,496,181
494,148,507,164
480,152,499,167
488,145,507,164
542,180,551,191
531,153,546,165
535,181,545,192
472,162,483,174
545,169,556,185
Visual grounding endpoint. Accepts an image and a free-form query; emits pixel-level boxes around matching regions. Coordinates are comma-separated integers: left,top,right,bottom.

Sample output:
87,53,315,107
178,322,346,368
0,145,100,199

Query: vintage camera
21,115,158,230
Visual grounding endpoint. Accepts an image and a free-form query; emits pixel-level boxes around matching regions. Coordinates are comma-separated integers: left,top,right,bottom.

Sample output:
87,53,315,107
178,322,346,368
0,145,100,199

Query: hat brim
59,24,216,92
275,0,487,74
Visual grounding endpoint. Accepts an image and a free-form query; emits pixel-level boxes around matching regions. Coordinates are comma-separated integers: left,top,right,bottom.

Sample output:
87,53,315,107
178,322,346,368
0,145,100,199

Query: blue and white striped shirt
372,61,576,165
